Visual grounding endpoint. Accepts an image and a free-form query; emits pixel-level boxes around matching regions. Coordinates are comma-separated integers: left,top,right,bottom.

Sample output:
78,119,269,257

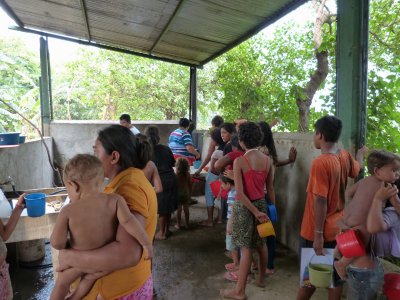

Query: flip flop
225,263,239,272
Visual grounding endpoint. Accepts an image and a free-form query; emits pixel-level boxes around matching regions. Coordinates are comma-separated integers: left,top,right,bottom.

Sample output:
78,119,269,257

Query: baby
50,154,153,300
334,150,400,279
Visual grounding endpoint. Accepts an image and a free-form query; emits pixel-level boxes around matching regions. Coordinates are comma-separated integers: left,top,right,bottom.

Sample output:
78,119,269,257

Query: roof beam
80,0,91,41
0,0,24,28
9,25,198,67
149,0,188,54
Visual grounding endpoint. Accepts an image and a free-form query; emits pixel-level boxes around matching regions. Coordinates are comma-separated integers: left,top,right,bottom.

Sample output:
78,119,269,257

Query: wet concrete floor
8,196,331,299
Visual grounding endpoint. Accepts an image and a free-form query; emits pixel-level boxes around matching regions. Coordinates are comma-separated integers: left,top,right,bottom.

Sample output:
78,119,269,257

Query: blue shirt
168,128,195,158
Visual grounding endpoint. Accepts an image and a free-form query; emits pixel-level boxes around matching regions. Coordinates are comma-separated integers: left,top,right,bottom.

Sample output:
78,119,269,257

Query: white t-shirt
130,125,140,135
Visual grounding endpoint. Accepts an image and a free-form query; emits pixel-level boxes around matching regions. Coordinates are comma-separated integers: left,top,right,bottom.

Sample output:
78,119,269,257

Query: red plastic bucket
335,229,365,258
384,273,400,300
209,180,228,199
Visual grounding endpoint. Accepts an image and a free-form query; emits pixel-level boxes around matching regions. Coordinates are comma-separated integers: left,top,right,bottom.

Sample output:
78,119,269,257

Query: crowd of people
1,113,399,300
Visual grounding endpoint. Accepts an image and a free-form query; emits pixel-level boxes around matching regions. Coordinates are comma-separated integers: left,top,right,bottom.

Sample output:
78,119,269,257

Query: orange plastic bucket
384,273,400,300
257,221,275,238
335,229,365,258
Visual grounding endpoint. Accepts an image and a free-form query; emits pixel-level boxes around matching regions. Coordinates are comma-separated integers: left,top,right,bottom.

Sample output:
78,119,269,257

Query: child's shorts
226,234,239,252
0,260,13,300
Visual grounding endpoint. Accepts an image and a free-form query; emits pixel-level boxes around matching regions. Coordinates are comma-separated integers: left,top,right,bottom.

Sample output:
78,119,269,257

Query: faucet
0,176,19,196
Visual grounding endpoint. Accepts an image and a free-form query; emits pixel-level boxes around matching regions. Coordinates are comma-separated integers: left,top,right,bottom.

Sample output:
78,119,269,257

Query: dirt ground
8,195,398,299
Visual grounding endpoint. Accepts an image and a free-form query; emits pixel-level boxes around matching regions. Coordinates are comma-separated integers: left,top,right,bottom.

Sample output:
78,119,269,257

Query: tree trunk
296,50,329,132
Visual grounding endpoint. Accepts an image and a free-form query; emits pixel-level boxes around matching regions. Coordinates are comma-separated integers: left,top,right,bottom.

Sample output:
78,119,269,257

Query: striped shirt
168,128,195,157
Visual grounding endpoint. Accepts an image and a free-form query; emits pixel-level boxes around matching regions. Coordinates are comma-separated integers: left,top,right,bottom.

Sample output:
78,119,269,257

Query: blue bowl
19,135,26,144
0,132,20,145
24,193,46,217
193,160,202,169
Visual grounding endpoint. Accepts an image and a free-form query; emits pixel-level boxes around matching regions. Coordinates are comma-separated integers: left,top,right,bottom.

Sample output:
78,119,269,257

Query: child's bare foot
334,260,347,280
199,220,213,227
265,268,275,275
220,288,247,300
155,233,167,240
174,224,181,230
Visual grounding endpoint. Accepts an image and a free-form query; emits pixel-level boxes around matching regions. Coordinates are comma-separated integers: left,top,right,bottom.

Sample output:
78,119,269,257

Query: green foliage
0,37,40,135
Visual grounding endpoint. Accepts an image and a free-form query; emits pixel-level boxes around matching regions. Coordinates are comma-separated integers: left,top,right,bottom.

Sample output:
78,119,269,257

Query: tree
0,36,40,136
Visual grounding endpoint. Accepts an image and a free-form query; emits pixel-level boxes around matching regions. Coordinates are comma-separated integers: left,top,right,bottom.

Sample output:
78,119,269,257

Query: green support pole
336,0,369,151
40,36,51,135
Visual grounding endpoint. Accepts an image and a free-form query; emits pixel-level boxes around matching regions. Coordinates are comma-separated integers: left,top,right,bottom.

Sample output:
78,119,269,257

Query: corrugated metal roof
1,0,309,66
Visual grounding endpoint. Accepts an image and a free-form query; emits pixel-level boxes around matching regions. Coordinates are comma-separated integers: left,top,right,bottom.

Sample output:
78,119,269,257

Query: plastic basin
336,229,366,258
0,132,20,145
257,221,275,238
384,273,400,300
24,193,46,217
193,160,202,169
19,135,26,144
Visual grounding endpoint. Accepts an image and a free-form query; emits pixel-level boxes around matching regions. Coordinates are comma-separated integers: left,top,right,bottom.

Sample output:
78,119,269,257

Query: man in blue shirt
168,118,200,161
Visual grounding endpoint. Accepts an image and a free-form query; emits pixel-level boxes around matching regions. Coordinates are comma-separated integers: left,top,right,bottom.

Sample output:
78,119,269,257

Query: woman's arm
58,224,143,273
367,183,398,233
194,139,216,176
214,155,233,174
233,158,268,223
151,165,163,194
0,194,25,241
276,147,297,167
265,160,276,204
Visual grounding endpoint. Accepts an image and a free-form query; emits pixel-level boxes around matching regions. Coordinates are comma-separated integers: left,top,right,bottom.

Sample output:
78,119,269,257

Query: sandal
224,271,239,282
225,263,239,272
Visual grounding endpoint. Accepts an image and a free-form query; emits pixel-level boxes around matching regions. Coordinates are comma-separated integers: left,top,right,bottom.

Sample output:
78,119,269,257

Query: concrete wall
0,138,54,192
49,120,179,167
272,133,319,253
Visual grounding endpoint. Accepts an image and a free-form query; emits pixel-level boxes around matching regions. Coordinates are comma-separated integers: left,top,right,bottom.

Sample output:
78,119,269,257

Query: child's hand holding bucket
257,221,275,238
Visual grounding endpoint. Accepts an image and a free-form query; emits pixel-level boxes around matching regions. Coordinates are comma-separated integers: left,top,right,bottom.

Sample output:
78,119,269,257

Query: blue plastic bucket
193,160,202,169
24,193,46,217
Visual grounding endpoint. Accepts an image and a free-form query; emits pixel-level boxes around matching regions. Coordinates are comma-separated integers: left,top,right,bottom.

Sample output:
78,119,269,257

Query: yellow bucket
308,263,333,288
257,221,275,238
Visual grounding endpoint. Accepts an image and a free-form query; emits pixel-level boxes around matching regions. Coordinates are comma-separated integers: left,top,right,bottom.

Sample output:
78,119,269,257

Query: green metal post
40,36,51,135
336,0,369,151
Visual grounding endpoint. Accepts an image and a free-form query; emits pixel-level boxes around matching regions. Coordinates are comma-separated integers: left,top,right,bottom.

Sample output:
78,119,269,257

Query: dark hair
176,157,190,176
210,127,225,147
367,150,400,175
97,125,147,171
238,122,263,149
179,118,190,128
211,115,224,128
144,125,160,146
220,174,234,185
221,122,236,134
230,133,243,151
119,114,131,123
314,115,342,143
258,121,278,165
188,119,195,134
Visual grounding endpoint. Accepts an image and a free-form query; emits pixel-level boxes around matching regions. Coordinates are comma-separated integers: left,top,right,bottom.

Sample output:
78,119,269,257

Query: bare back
344,176,382,228
64,193,120,250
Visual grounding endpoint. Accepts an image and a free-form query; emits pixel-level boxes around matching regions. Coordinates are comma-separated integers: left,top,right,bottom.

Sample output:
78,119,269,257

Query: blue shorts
346,260,384,300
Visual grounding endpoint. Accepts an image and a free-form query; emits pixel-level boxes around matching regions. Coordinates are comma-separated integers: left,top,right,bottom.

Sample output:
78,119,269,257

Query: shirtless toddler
334,150,400,279
50,154,153,300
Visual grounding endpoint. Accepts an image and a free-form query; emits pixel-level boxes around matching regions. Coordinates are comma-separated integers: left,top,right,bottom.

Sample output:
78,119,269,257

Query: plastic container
24,193,46,217
193,160,202,170
384,273,400,300
19,135,26,144
267,203,278,223
0,132,20,145
308,263,333,288
209,180,228,199
257,221,275,238
336,229,365,258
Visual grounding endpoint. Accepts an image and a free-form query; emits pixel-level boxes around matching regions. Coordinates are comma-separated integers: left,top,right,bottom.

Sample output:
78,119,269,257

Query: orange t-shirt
300,150,360,242
83,167,157,299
